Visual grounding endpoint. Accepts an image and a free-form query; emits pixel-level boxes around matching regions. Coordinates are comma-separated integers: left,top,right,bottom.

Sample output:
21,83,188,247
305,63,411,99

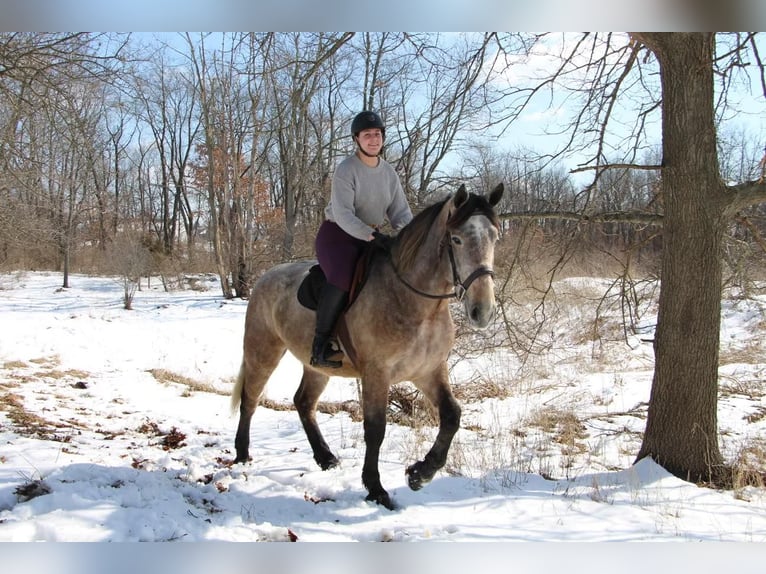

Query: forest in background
5,31,766,494
1,32,763,300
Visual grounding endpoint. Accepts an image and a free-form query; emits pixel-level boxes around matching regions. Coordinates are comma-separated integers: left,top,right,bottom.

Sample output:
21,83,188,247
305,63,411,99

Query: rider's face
356,128,383,155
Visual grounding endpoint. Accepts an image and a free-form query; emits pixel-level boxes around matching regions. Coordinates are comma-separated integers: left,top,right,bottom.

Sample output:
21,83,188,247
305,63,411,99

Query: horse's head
392,182,504,328
445,183,504,329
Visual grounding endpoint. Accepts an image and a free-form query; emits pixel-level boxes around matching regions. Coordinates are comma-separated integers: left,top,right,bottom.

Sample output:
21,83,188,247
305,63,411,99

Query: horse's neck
391,231,453,297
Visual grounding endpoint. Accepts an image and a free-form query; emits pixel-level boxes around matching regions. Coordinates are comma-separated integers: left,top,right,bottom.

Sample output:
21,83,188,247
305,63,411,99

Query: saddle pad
297,264,325,310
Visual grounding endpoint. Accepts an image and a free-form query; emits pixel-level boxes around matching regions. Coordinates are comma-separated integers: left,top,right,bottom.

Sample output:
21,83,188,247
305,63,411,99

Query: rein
389,233,494,301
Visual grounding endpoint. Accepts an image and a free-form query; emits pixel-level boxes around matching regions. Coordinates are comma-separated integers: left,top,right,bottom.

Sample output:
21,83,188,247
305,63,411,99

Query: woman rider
310,110,413,368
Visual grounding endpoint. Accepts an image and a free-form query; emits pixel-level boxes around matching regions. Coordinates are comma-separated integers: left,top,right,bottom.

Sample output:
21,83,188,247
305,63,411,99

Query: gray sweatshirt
325,154,413,240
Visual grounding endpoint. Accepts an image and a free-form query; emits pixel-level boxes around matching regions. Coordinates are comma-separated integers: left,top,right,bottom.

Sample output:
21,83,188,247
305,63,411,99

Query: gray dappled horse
231,183,504,509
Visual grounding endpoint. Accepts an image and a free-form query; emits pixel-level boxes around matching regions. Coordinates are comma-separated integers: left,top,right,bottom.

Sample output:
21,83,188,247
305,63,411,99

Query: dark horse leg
294,367,339,470
360,378,395,510
234,378,258,463
405,366,461,491
233,346,285,464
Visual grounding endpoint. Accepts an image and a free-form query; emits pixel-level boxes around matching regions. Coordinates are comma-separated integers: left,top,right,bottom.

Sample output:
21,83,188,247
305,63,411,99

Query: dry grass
372,377,514,430
38,368,90,381
388,384,437,427
0,392,71,442
719,376,766,400
452,376,512,403
29,356,59,366
146,368,365,421
720,340,766,366
3,360,28,369
316,400,363,421
0,359,91,443
259,396,363,421
527,405,588,455
147,368,227,396
744,406,766,424
721,438,766,498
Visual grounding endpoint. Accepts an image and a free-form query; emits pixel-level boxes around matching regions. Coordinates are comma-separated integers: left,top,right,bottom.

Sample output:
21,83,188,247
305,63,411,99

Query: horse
231,182,504,510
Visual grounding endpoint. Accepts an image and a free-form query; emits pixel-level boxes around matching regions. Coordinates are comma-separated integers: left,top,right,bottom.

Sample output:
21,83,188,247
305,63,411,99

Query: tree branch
723,179,766,217
570,162,663,174
498,209,663,226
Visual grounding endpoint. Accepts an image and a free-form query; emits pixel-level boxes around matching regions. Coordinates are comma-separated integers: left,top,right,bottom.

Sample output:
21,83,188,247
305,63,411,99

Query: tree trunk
634,33,727,482
61,241,71,289
208,182,233,300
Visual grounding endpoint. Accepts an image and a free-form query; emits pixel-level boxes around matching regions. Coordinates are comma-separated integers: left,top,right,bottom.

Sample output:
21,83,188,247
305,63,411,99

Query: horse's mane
395,198,448,273
394,192,500,273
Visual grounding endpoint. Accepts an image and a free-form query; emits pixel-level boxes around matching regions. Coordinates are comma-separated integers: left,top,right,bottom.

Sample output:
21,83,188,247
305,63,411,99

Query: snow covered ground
2,271,766,566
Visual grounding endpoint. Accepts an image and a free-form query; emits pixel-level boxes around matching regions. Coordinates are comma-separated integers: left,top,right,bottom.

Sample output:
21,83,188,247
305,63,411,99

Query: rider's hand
370,230,393,250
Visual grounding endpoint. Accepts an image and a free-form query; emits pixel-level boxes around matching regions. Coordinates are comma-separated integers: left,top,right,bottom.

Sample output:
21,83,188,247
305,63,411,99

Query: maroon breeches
315,220,367,291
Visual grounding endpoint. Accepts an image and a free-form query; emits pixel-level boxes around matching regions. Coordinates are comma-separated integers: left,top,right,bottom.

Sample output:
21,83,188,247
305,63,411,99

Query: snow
2,271,766,565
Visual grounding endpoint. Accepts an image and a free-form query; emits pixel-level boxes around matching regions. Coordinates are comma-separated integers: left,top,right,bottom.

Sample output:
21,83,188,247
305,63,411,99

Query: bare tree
260,32,354,260
630,33,766,485
0,33,128,284
107,229,152,310
492,32,766,486
351,33,515,203
131,46,200,257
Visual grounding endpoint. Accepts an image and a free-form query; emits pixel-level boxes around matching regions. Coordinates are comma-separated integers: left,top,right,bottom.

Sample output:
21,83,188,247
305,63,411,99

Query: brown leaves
161,427,187,450
137,419,187,450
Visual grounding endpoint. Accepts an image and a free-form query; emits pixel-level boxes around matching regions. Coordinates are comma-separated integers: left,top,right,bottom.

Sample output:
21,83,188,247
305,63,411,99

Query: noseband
392,232,494,301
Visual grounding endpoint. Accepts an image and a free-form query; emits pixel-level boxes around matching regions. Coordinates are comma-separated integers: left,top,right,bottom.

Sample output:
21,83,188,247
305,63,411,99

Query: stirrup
310,356,342,368
310,352,343,368
310,340,343,368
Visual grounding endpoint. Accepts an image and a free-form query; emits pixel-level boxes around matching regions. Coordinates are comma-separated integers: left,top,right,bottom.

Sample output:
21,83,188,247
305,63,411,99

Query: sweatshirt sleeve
387,176,413,231
330,167,376,240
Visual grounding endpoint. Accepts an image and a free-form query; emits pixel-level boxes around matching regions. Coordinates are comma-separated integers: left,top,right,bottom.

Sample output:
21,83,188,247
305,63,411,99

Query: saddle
297,243,384,369
296,242,381,312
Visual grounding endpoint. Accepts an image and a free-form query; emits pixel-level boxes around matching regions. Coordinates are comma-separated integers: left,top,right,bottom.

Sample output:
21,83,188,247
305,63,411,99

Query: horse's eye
451,236,462,246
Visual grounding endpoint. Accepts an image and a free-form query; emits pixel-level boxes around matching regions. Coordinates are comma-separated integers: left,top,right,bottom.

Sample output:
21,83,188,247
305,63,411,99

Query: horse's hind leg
233,346,285,464
405,364,461,491
294,367,338,470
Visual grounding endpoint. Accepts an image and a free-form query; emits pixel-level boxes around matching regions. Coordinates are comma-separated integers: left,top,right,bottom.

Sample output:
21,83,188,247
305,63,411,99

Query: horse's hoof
317,455,340,470
366,490,396,510
405,462,431,491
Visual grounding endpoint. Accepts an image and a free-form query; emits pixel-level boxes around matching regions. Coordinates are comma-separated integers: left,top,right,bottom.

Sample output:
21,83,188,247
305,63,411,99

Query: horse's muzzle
466,299,495,329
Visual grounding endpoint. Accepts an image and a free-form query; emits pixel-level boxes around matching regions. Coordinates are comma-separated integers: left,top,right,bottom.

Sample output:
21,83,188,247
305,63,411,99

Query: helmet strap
354,135,381,158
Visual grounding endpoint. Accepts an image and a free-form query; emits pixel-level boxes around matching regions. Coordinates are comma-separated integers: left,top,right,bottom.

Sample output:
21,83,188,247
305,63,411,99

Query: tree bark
633,33,727,482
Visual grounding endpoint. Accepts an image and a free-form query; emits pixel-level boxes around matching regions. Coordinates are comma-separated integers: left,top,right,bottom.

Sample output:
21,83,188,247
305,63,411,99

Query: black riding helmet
351,110,385,140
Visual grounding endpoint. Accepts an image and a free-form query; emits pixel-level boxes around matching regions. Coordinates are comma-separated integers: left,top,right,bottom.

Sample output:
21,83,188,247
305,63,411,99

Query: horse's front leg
406,365,461,491
360,378,395,510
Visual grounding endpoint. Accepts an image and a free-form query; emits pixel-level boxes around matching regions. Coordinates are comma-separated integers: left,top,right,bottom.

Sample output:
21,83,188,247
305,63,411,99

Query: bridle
390,231,494,301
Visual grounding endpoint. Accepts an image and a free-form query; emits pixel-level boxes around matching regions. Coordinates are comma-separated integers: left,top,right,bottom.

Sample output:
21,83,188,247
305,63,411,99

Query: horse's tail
230,359,246,415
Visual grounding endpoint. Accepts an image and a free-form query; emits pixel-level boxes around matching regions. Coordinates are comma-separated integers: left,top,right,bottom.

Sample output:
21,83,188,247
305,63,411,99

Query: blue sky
2,1,765,32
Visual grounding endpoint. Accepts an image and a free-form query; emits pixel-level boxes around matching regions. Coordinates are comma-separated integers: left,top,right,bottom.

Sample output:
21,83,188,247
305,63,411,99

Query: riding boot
310,283,349,368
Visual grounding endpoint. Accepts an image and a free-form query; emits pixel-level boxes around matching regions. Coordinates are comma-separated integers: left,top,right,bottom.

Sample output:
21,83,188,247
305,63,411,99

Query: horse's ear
488,183,504,207
454,184,468,209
